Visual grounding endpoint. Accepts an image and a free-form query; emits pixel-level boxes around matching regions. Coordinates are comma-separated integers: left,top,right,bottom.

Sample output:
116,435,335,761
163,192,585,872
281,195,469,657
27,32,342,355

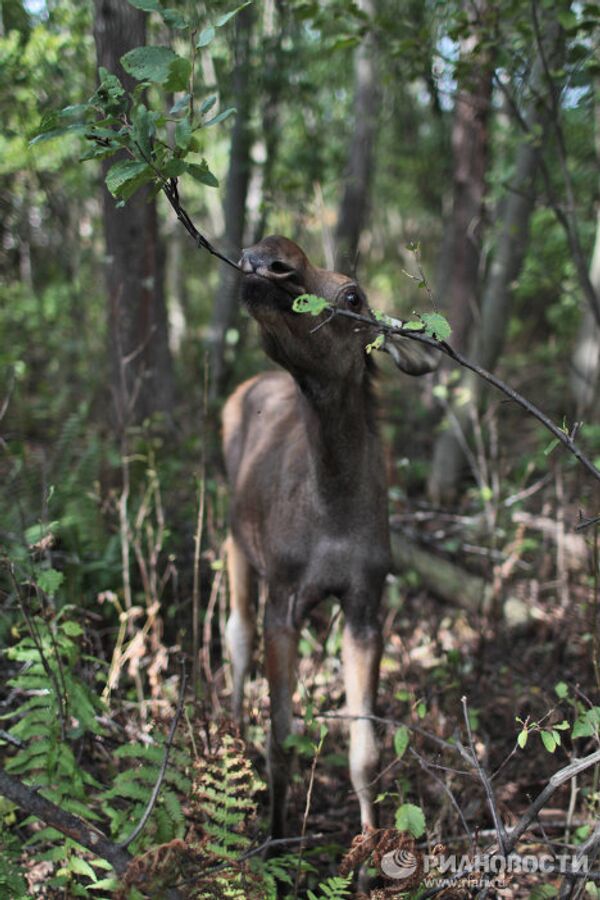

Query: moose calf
222,236,438,838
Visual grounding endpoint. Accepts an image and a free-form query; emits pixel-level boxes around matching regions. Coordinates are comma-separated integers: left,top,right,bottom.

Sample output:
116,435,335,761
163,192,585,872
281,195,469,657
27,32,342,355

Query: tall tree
334,0,380,275
428,13,564,504
93,0,174,426
570,81,600,415
207,5,255,400
435,1,493,354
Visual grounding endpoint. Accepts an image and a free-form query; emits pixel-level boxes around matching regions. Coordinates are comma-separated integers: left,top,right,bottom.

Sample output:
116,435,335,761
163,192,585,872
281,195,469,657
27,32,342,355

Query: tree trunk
334,0,380,276
207,5,255,400
93,0,174,427
249,0,285,244
428,16,563,505
570,80,600,415
437,0,493,353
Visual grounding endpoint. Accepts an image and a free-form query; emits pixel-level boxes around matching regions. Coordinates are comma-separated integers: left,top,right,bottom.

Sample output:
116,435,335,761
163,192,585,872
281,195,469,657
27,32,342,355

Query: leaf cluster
29,1,253,205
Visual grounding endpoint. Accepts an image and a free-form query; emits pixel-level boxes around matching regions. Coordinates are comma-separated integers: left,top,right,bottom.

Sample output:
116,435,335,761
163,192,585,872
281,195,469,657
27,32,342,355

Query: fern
0,824,28,900
306,873,353,899
99,735,192,852
189,729,279,899
0,614,114,893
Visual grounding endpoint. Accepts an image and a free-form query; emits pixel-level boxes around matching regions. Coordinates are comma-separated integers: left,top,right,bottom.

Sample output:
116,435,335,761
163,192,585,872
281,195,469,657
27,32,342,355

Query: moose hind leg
264,602,298,839
342,620,382,830
225,534,256,726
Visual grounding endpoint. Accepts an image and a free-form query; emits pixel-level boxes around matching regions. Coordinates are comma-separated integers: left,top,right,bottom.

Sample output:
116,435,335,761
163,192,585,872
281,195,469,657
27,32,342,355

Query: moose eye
345,291,360,307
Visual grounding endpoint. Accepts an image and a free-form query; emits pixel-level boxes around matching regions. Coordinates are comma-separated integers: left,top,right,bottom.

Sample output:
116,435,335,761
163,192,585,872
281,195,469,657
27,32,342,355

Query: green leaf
541,730,557,753
105,160,153,199
128,0,162,10
203,107,236,127
175,116,192,150
69,857,98,880
165,56,192,92
420,312,451,340
161,8,188,28
529,886,559,899
132,103,154,159
395,802,426,838
215,2,252,27
30,105,91,145
25,521,60,546
185,162,219,187
199,95,218,115
170,93,191,115
30,123,88,146
555,681,569,699
121,46,178,83
62,620,83,637
196,26,215,47
292,294,330,317
572,709,599,739
393,725,409,760
517,728,528,749
80,141,118,161
36,568,64,597
88,879,119,892
557,10,578,30
56,103,90,120
92,70,127,115
163,158,186,177
544,437,560,456
402,319,425,331
366,334,385,354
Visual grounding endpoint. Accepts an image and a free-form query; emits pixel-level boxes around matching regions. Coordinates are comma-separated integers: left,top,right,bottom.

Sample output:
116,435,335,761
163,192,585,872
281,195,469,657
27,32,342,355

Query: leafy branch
30,0,250,276
292,294,600,493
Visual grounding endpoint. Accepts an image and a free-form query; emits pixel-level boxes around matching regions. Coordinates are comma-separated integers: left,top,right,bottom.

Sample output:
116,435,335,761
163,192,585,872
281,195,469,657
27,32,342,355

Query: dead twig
458,696,508,856
293,732,325,899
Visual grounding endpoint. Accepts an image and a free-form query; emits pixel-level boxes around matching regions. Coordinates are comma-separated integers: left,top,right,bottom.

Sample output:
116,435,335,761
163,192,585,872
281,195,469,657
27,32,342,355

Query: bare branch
459,696,508,855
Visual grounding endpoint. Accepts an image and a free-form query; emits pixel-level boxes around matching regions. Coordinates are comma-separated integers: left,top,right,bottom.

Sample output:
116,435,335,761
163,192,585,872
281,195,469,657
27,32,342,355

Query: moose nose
239,248,262,274
240,248,299,282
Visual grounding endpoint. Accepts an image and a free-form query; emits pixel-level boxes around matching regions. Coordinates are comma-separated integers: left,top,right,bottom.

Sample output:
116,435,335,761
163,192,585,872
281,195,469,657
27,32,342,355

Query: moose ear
383,332,441,376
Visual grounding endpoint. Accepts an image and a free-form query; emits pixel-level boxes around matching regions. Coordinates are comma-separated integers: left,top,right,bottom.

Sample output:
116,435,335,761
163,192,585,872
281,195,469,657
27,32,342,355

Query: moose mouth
240,264,306,312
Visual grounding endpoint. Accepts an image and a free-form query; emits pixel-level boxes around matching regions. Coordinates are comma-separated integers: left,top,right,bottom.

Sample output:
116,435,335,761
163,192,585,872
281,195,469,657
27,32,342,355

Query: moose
222,235,439,839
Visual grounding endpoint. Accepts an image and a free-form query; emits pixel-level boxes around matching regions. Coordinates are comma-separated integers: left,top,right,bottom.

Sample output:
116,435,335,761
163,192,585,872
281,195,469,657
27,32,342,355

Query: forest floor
198,469,599,898
3,359,600,899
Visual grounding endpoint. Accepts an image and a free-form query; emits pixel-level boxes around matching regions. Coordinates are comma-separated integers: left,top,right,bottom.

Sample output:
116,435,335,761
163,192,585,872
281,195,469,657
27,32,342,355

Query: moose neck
294,368,377,495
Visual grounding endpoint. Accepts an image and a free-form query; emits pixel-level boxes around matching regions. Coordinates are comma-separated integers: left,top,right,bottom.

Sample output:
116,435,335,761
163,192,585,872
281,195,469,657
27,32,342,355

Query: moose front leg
264,601,298,839
342,613,382,830
225,534,257,727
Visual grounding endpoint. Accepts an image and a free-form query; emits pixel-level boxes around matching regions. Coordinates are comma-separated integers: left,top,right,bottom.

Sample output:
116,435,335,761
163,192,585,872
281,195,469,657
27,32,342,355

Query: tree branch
148,182,600,493
0,767,131,874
